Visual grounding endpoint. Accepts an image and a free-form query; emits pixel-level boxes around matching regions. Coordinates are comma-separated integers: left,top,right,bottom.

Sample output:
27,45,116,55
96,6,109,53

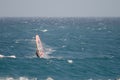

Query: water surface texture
0,17,120,80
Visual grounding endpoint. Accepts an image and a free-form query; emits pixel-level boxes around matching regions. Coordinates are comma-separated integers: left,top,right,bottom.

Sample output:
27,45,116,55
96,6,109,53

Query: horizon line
0,16,120,18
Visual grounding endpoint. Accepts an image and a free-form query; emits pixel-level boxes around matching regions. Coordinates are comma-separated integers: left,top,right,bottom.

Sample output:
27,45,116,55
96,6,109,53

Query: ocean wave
0,77,119,80
0,77,37,80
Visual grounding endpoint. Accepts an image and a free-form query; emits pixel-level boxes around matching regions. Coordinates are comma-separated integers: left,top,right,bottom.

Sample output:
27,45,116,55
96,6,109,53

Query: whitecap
116,78,120,80
6,77,14,80
0,77,37,80
41,29,48,32
0,54,16,58
5,55,16,58
8,55,16,58
67,60,73,64
0,54,4,58
46,77,54,80
44,46,56,55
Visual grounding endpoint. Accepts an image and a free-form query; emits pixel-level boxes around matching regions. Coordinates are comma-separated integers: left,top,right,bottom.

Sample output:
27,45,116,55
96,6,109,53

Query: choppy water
0,17,120,80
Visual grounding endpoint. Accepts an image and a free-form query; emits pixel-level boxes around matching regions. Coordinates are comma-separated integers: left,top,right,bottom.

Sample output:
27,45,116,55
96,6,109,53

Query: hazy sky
0,0,120,17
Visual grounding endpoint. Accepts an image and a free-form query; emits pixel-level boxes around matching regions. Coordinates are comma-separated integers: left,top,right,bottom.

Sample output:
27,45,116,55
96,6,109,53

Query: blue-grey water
0,17,120,80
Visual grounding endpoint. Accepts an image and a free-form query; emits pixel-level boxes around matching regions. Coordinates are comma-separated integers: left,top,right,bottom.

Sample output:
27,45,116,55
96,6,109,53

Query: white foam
67,60,73,64
6,77,14,80
41,29,48,32
6,55,16,58
46,77,54,80
26,48,52,59
24,42,56,59
44,45,56,55
0,54,4,58
0,77,37,80
0,54,16,58
43,47,57,59
19,77,29,80
116,78,120,80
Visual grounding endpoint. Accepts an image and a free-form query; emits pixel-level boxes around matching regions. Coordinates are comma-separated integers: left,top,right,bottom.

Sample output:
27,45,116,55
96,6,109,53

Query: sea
0,17,120,80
